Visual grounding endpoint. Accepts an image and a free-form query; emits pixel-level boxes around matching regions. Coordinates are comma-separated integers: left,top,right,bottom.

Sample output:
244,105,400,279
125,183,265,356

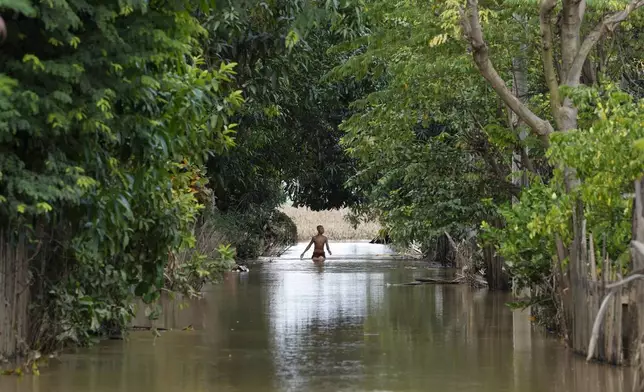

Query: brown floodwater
0,242,631,392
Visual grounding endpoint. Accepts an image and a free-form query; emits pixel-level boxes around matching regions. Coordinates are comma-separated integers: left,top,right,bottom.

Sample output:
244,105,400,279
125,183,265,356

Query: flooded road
0,242,631,391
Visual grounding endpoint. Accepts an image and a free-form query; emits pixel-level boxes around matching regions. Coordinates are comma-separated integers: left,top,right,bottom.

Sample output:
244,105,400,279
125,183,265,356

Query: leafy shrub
482,86,644,327
264,210,298,256
166,245,236,297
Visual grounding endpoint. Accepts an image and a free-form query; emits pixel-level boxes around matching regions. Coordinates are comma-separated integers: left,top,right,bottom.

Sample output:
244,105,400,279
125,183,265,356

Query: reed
280,206,380,241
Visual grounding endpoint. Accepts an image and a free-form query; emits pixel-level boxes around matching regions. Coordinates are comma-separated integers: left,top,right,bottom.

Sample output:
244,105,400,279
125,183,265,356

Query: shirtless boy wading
300,225,332,262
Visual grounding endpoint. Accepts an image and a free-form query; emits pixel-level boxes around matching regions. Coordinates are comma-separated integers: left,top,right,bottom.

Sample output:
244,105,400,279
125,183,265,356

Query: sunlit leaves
22,54,45,71
35,202,53,213
286,29,300,49
549,87,644,258
76,176,97,190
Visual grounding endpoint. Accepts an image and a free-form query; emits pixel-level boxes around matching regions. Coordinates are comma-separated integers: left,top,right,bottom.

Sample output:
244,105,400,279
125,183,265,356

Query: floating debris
232,264,249,272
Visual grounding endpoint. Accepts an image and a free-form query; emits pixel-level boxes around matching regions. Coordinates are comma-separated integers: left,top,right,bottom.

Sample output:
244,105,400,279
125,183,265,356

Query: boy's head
316,225,324,234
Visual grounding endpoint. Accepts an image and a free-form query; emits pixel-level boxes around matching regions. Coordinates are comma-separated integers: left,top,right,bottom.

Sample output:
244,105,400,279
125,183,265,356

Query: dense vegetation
330,0,644,358
1,0,644,367
199,2,366,258
0,0,357,360
0,0,247,356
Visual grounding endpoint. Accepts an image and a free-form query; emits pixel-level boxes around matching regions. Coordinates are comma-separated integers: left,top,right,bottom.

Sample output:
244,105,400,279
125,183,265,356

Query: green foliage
344,129,502,246
0,0,241,352
484,87,644,295
264,210,298,255
481,182,567,291
329,0,529,249
550,86,644,264
166,245,236,297
203,1,369,212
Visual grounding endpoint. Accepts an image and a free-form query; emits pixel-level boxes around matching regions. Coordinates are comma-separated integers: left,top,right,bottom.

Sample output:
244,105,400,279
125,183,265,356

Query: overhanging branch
567,0,644,85
461,0,554,143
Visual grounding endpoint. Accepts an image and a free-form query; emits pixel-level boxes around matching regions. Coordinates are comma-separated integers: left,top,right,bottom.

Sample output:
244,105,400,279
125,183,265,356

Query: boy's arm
300,238,314,259
325,237,332,255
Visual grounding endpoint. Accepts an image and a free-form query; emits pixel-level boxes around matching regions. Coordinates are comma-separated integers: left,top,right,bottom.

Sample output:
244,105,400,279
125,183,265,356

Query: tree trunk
484,218,510,290
0,230,30,365
483,244,510,290
632,179,644,389
510,46,530,201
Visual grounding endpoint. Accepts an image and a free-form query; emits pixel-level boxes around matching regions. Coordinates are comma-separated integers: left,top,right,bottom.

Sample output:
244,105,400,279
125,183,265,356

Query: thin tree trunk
510,37,530,199
483,218,510,290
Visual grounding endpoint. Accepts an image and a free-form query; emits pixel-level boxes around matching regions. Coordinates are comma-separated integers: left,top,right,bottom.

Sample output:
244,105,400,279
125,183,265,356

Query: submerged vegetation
1,0,644,375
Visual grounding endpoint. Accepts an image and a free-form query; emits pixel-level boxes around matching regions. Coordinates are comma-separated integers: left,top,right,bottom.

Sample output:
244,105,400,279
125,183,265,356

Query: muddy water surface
0,242,630,392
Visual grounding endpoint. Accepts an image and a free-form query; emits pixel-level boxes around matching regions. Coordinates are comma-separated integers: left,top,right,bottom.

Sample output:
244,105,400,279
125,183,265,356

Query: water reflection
267,246,386,391
0,242,631,392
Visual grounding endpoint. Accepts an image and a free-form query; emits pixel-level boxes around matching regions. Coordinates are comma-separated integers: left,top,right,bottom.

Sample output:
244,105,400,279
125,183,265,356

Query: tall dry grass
281,206,380,241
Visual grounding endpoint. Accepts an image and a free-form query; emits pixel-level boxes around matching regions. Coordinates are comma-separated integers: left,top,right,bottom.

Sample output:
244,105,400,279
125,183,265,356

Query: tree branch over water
461,0,554,143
